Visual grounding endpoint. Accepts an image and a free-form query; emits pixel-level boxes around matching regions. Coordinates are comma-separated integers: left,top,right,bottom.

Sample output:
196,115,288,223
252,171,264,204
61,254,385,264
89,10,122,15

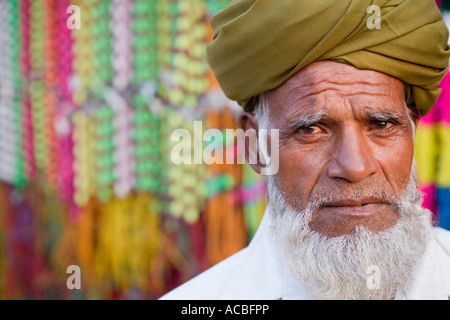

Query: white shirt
160,206,450,300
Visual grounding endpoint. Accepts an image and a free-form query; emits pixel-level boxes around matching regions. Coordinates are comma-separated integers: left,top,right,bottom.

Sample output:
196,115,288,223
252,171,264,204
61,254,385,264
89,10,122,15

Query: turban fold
206,0,450,114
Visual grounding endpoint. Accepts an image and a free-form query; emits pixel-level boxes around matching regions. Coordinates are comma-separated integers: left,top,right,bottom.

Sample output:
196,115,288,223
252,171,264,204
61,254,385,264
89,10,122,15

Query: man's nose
326,129,378,183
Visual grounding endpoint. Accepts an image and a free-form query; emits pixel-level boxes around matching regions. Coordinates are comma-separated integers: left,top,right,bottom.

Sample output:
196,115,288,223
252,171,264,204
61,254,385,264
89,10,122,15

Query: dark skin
239,61,419,237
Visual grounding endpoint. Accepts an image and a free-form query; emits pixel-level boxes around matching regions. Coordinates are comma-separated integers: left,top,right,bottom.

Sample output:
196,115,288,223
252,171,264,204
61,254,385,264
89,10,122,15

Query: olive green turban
206,0,450,114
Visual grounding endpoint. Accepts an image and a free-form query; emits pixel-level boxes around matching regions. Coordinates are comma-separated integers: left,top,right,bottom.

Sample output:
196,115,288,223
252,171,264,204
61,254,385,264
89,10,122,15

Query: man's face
264,60,416,237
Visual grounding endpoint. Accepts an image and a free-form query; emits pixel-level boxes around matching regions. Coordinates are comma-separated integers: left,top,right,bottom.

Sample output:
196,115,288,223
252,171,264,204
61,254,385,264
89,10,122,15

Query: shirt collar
395,233,449,300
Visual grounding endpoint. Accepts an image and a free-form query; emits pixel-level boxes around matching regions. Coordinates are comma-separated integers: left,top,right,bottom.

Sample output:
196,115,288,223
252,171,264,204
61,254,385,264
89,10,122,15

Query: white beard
267,166,433,300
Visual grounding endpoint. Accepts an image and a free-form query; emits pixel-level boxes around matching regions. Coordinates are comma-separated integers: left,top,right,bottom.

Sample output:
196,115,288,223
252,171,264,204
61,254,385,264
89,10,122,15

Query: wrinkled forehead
266,60,406,117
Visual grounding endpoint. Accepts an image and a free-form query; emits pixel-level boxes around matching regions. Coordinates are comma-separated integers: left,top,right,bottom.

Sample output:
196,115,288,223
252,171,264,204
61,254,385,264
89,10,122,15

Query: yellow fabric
206,0,450,114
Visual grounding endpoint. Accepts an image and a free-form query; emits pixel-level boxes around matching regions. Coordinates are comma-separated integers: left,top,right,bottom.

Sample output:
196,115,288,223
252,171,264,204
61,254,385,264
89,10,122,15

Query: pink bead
420,184,438,221
437,72,450,124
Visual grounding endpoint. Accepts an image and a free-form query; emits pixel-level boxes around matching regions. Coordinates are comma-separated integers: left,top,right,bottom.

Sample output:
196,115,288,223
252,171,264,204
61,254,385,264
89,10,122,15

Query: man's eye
298,125,320,134
372,121,393,130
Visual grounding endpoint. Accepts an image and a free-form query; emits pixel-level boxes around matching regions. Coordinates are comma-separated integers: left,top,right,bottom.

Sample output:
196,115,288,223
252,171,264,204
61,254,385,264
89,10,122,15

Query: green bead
97,171,115,185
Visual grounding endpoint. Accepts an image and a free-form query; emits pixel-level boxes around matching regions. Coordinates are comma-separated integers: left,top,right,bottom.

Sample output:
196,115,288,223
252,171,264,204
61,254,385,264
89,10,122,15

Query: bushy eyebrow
281,110,328,134
363,108,405,122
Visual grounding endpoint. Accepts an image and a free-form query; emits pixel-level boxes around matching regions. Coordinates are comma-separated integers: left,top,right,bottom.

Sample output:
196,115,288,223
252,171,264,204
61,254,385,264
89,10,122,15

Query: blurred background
0,0,449,300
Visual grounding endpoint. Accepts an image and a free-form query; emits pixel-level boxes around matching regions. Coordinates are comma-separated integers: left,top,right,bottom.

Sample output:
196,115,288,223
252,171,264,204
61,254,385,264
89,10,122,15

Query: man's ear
408,104,421,129
238,111,264,175
413,116,420,130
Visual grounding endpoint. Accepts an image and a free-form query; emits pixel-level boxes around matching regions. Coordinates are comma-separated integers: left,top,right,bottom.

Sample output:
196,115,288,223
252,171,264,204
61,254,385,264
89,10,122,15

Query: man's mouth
322,198,388,216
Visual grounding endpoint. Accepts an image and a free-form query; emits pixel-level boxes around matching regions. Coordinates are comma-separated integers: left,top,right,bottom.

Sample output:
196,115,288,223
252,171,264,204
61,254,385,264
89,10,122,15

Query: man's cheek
375,144,414,196
277,151,318,208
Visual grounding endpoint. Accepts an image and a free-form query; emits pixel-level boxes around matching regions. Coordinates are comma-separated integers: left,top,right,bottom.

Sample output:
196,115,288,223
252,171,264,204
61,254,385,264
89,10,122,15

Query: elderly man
161,0,450,299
